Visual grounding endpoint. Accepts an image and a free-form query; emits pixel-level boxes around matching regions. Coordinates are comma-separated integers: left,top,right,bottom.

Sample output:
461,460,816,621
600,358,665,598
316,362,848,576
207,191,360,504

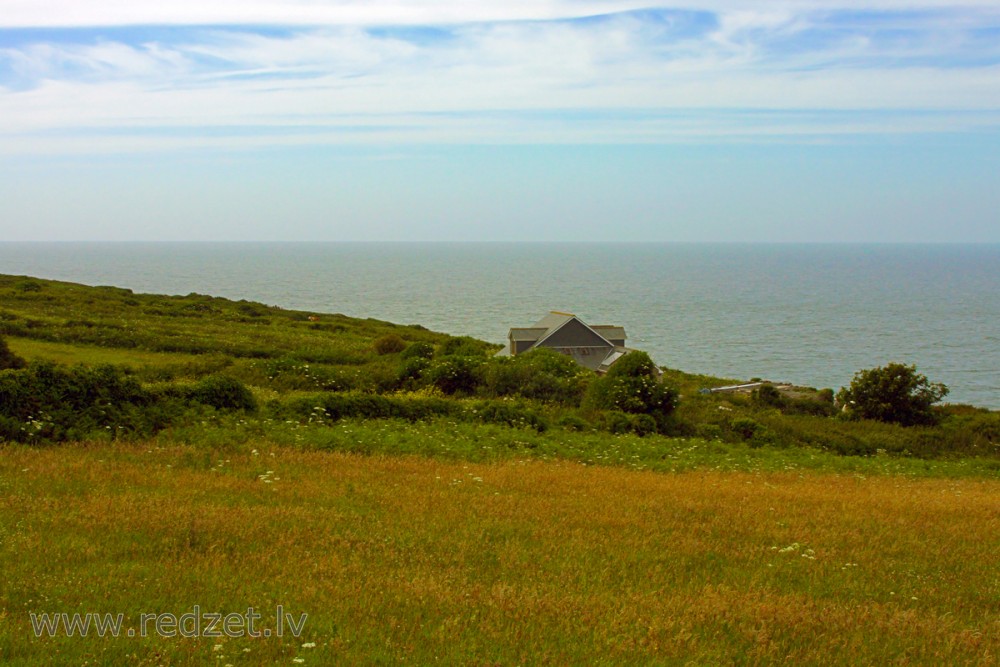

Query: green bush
470,400,549,432
374,334,407,355
481,348,588,405
0,335,26,370
557,415,591,432
630,414,658,437
439,336,494,358
0,362,169,442
281,392,458,423
397,357,431,389
729,417,761,441
427,356,484,395
752,384,785,408
188,375,257,412
400,342,435,360
585,351,677,430
596,411,634,435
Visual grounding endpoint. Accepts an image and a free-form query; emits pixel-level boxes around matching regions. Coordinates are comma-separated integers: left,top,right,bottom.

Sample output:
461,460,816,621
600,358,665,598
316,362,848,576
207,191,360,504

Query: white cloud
1,4,999,152
3,1,1000,28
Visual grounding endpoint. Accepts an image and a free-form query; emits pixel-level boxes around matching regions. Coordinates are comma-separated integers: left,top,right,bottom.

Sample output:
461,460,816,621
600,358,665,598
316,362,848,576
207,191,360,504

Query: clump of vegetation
837,362,949,426
0,362,164,441
0,334,26,370
373,334,407,355
427,356,485,395
187,375,257,412
585,351,678,432
751,383,784,408
400,341,435,360
481,348,588,405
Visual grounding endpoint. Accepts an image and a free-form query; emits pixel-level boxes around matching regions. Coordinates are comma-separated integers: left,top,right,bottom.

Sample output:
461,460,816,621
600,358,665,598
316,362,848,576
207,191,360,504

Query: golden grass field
2,442,998,665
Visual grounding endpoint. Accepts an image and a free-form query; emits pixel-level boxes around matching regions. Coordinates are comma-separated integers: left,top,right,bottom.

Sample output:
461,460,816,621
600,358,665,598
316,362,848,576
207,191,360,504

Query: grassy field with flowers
1,440,999,665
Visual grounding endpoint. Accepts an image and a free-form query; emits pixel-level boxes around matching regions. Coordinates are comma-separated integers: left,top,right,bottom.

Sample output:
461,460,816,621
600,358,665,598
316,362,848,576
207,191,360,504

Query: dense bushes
584,351,678,432
279,392,548,431
0,362,159,441
481,348,588,405
373,334,407,355
0,362,257,443
0,334,26,370
188,375,258,412
426,356,484,395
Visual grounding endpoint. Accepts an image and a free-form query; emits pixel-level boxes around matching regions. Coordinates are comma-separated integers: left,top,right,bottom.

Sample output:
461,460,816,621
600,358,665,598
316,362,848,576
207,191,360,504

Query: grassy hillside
2,274,1000,664
2,273,998,463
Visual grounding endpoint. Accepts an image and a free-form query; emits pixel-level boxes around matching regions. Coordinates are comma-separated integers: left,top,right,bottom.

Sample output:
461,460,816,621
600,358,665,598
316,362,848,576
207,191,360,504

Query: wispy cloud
2,3,999,153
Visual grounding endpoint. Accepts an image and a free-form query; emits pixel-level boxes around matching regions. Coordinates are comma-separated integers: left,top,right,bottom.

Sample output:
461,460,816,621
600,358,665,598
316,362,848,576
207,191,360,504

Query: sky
1,1,999,242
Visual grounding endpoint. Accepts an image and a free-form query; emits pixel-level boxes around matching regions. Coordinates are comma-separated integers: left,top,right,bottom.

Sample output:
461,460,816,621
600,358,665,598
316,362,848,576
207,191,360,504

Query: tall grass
1,442,998,665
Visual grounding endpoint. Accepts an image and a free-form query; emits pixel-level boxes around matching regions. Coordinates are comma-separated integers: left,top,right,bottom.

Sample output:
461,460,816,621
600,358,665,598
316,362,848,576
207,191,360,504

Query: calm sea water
1,243,997,408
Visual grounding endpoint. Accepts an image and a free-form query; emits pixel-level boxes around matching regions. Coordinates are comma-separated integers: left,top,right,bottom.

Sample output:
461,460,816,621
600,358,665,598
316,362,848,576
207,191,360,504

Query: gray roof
591,325,626,340
531,311,576,330
509,327,548,342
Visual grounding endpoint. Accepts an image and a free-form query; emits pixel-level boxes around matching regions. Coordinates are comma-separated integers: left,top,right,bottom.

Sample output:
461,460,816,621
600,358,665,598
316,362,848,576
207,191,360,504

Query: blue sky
2,1,999,241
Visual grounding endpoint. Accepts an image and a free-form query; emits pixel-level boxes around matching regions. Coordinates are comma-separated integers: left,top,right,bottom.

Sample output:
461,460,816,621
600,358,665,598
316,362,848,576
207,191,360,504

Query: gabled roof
509,327,548,342
532,312,613,350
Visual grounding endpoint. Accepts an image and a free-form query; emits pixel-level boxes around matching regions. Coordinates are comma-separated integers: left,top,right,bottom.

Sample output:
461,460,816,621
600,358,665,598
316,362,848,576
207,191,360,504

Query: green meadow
1,273,999,664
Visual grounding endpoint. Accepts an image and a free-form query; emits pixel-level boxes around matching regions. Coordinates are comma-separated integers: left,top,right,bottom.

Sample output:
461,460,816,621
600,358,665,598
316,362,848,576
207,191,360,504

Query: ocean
1,242,997,408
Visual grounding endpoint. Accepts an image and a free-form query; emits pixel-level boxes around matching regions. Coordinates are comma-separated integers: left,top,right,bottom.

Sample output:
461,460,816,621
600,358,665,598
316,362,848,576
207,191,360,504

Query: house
497,311,644,373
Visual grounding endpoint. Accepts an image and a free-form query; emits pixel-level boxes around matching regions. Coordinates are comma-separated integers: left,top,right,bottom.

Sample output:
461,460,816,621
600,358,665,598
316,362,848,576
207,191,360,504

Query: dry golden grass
2,442,998,665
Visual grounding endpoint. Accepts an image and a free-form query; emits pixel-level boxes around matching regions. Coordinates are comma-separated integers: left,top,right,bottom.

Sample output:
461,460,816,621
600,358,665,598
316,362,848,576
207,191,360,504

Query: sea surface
1,242,997,408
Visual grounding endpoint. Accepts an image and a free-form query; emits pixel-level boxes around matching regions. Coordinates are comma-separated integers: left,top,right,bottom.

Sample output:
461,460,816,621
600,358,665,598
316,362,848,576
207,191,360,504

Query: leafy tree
0,334,26,370
837,363,948,426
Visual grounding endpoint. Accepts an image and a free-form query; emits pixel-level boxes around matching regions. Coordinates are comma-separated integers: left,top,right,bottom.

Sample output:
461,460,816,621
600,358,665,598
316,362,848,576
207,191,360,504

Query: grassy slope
2,274,1000,663
1,443,998,665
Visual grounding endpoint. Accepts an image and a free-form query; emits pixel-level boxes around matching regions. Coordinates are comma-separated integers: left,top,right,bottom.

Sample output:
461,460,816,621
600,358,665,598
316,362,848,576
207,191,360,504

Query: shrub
630,414,658,437
752,384,785,408
729,417,761,441
0,335,26,370
188,375,257,411
374,334,407,355
585,351,677,430
15,280,42,293
837,363,948,427
481,348,588,405
397,357,431,389
400,342,435,360
557,415,590,432
0,362,165,441
280,392,458,423
440,336,494,358
427,356,483,395
597,411,634,435
470,400,549,432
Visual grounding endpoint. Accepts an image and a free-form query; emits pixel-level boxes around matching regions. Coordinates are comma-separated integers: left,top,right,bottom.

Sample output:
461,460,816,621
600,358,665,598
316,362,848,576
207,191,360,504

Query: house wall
513,340,537,354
